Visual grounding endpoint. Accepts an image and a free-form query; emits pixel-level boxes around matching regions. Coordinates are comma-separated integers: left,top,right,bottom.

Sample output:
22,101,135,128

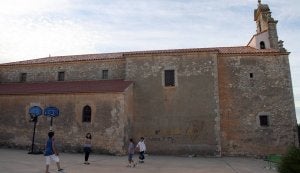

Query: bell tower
248,0,286,51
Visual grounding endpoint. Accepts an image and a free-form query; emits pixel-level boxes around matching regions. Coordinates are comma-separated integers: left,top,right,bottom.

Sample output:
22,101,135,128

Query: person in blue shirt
44,131,63,173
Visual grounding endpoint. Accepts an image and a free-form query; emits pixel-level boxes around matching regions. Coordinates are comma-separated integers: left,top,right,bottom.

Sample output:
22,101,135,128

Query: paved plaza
0,148,277,173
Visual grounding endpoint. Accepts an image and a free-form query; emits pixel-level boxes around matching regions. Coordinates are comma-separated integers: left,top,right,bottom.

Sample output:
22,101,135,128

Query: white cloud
0,0,254,62
0,16,108,62
0,0,72,16
268,0,300,20
0,0,298,61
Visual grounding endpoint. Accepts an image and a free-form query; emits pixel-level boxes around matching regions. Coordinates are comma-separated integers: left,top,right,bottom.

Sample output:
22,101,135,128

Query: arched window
82,105,91,122
260,41,266,49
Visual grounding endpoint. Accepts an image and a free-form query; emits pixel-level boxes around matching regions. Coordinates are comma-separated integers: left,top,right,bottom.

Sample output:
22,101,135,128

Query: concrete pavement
0,148,277,173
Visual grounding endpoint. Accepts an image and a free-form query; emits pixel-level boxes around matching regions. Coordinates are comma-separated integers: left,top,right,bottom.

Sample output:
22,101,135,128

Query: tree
298,124,300,146
278,147,300,173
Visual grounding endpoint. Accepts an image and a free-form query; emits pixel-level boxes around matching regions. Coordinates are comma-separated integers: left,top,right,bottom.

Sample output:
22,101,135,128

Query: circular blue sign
44,107,59,117
29,106,43,117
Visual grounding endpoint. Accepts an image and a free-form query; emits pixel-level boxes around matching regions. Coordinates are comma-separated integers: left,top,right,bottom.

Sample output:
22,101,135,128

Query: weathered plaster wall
218,54,298,156
0,92,132,155
125,52,220,155
257,14,269,32
248,31,270,49
123,84,134,147
0,59,125,83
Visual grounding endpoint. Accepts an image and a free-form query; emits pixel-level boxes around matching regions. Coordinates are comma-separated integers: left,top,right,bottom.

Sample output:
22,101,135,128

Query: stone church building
0,1,298,156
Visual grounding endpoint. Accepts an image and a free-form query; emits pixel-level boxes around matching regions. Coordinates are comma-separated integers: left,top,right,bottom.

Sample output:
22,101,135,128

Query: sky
0,0,299,122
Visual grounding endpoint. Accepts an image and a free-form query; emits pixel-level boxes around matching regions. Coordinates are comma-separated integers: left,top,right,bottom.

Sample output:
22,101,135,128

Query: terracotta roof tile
216,46,279,54
0,46,282,66
123,47,219,55
0,80,133,95
1,53,124,66
124,46,279,55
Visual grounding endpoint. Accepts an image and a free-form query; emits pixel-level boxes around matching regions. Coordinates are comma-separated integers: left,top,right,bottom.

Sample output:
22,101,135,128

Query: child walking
136,137,146,163
127,138,136,168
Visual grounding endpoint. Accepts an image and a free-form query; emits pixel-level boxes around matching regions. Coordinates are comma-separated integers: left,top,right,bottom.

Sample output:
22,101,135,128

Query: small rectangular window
165,70,175,87
102,70,108,79
58,71,65,81
20,73,27,82
250,73,254,78
259,115,269,127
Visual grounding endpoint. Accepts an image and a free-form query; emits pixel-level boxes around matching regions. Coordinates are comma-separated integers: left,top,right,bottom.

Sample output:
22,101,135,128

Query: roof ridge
1,52,124,66
0,46,283,66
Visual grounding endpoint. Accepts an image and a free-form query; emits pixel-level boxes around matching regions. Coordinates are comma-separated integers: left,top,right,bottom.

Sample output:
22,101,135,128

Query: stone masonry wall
0,92,131,155
125,52,221,155
218,54,298,156
0,50,297,157
0,59,125,83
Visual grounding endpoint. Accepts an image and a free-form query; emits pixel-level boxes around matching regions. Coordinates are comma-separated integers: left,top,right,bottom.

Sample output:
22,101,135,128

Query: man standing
136,137,146,163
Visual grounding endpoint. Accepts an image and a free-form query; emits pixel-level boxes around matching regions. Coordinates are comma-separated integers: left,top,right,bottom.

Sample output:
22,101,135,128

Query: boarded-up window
82,105,91,123
164,70,175,87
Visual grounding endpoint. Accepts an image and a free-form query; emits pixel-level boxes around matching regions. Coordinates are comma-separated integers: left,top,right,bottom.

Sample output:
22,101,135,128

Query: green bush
278,147,300,173
298,124,300,145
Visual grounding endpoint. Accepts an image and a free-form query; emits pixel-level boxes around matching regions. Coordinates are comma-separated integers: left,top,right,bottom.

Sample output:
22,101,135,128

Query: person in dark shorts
136,137,146,163
127,138,136,167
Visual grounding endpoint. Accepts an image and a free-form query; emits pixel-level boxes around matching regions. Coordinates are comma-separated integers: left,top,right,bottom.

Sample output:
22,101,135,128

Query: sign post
28,106,43,154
